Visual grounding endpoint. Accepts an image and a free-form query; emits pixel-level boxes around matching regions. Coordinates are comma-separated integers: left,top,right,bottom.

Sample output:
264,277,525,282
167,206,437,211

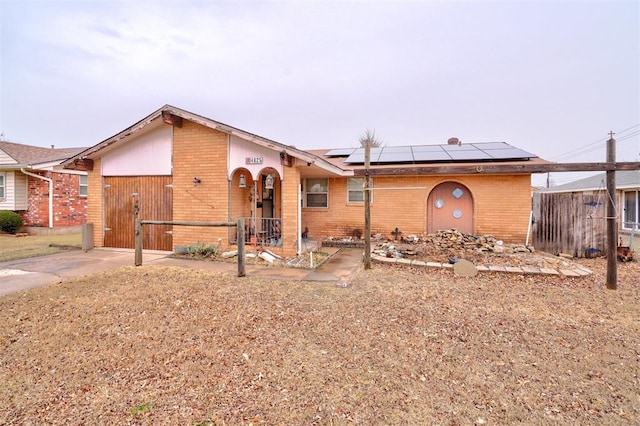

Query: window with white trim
347,177,372,203
623,190,639,230
79,175,88,196
303,178,328,208
0,173,5,199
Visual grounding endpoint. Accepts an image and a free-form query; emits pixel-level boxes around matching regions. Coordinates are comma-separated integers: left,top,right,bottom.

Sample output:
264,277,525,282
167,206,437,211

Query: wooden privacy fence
532,192,607,258
134,218,246,277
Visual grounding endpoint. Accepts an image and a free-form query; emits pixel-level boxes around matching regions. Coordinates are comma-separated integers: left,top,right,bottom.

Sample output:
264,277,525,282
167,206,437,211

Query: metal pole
606,134,617,289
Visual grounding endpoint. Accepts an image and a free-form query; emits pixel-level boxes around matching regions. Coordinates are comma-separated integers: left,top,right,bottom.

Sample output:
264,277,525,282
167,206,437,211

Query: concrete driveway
0,248,170,296
0,248,364,296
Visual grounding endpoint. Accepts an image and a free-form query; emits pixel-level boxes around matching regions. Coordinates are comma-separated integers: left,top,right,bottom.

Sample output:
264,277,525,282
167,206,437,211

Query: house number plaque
246,157,263,165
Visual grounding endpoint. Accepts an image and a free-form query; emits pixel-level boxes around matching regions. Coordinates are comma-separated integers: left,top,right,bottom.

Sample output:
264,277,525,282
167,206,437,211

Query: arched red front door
427,182,473,234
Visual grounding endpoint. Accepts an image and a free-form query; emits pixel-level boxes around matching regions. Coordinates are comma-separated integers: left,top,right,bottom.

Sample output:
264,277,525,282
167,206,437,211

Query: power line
617,130,640,142
550,124,640,161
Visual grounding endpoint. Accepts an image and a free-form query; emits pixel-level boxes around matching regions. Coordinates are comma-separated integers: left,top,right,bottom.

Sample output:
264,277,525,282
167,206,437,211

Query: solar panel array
324,142,537,164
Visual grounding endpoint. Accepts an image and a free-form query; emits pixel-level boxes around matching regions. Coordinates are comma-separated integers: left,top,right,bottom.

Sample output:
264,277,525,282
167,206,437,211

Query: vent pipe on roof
447,137,461,145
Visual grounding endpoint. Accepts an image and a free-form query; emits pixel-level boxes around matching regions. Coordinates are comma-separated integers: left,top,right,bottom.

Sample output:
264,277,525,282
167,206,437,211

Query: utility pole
606,132,617,290
364,141,371,270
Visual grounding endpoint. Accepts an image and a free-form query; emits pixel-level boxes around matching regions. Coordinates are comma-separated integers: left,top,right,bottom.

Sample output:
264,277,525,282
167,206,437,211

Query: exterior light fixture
193,177,201,185
239,174,246,188
265,174,274,190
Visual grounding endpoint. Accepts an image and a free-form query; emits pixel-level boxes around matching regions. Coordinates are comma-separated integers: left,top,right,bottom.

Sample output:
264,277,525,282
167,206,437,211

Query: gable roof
540,170,640,193
0,141,86,169
63,105,351,177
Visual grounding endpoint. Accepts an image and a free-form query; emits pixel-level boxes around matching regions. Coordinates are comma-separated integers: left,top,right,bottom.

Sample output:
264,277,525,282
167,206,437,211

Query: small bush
187,241,218,258
0,210,23,234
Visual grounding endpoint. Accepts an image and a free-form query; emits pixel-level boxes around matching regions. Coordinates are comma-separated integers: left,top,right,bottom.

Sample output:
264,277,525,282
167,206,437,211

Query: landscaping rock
453,259,478,277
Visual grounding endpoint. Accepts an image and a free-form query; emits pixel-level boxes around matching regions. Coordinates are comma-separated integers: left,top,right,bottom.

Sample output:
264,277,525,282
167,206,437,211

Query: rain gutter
20,167,53,228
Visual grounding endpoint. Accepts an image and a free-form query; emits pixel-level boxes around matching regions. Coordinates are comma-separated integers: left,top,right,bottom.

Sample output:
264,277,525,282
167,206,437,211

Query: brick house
0,141,88,231
63,105,549,256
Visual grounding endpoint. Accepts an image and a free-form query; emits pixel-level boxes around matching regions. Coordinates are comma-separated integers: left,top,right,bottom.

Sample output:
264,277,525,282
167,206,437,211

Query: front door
427,182,473,234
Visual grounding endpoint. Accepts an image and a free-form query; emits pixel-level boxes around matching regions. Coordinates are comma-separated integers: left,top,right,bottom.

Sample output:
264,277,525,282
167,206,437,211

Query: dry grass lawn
0,233,82,262
0,258,638,425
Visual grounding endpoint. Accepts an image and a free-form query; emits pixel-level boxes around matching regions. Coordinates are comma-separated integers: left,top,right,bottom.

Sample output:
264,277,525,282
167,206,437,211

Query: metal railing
232,217,282,247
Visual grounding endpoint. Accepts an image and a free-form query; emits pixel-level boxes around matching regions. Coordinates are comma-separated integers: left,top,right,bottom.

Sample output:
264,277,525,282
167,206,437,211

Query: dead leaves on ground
0,260,639,425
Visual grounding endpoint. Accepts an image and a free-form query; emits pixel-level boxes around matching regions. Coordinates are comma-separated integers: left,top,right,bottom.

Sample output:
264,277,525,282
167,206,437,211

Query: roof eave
64,104,351,176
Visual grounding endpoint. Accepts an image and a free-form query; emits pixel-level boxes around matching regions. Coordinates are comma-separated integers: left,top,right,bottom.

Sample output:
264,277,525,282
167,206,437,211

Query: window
0,173,5,199
79,175,88,196
623,190,639,230
347,177,372,202
303,178,328,208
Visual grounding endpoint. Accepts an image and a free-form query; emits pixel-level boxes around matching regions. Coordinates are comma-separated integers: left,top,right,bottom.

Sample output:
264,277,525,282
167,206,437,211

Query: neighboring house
0,141,88,230
538,170,640,254
63,105,549,257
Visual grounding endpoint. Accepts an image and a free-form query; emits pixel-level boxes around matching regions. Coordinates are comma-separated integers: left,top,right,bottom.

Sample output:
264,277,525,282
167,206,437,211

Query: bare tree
359,129,383,270
359,129,383,148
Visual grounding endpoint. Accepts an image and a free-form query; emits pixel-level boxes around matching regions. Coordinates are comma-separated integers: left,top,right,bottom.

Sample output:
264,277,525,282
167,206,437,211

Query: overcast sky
1,0,638,186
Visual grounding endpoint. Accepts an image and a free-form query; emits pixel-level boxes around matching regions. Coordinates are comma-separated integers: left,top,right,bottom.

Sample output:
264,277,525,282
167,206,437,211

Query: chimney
447,137,460,145
51,144,55,149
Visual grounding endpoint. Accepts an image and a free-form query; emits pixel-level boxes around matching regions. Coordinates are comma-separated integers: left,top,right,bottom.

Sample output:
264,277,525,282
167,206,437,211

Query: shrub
0,210,23,234
187,241,218,258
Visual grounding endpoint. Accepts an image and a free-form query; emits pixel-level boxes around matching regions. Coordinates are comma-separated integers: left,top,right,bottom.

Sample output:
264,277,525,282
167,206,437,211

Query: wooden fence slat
533,192,607,257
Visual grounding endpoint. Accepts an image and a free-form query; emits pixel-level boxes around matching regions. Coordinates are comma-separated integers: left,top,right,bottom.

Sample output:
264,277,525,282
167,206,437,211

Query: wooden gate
104,176,173,250
532,192,607,257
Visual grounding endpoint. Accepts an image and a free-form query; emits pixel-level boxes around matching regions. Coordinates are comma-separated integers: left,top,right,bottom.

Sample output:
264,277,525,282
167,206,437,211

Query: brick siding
21,171,87,227
302,174,532,244
172,121,231,248
88,158,103,247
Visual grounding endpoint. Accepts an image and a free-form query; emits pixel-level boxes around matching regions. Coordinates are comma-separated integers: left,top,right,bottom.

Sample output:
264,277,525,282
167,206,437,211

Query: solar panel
411,145,445,152
412,150,451,162
344,147,384,163
325,148,356,157
345,152,366,163
377,152,415,163
381,146,412,153
442,143,477,152
377,146,414,163
473,142,511,150
341,142,537,164
447,150,493,160
484,148,535,160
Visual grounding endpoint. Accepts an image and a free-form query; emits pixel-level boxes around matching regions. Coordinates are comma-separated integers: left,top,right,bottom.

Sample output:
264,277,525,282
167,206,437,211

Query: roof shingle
0,141,86,166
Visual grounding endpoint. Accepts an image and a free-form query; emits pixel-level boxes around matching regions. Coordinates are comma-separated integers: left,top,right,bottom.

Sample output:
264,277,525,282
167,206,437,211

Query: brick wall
302,174,532,244
22,171,87,228
88,159,103,247
281,166,301,257
172,121,231,248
